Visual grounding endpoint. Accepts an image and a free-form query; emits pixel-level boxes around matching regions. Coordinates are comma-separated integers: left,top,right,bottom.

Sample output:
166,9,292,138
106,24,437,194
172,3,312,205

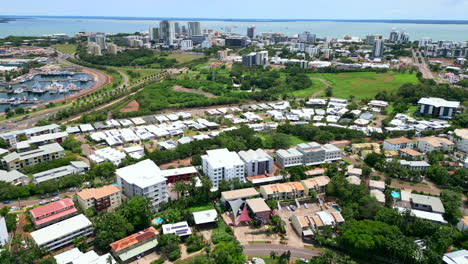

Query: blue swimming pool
391,191,401,199
153,217,164,224
331,205,341,212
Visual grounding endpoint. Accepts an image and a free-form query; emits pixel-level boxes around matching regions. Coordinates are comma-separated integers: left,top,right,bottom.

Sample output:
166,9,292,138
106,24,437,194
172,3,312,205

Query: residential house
246,198,271,224
417,136,454,153
110,227,159,263
221,188,259,201
300,176,330,195
259,182,305,200
291,210,345,237
383,137,413,151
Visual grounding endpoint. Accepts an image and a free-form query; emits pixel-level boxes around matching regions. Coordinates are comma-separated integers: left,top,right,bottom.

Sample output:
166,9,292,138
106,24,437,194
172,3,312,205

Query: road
412,49,434,79
0,52,111,130
5,190,77,210
243,244,321,259
310,77,330,98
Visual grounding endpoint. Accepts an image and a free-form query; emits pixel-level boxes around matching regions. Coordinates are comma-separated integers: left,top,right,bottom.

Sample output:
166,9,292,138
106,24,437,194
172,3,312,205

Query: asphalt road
4,190,77,210
412,49,434,79
243,244,321,259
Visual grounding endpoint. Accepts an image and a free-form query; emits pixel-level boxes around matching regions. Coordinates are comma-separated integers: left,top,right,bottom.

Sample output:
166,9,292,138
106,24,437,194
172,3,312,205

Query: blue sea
1,16,468,41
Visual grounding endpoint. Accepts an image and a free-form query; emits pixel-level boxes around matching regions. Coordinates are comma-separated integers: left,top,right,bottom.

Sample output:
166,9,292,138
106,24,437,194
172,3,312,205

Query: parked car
51,197,60,202
3,200,12,204
304,203,309,209
286,206,291,211
10,206,17,212
39,200,46,205
51,193,59,197
290,205,296,211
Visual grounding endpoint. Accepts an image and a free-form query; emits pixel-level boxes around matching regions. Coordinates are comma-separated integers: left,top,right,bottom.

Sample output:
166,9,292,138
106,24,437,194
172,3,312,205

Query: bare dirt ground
382,75,396,82
120,99,140,113
173,85,216,98
159,157,192,169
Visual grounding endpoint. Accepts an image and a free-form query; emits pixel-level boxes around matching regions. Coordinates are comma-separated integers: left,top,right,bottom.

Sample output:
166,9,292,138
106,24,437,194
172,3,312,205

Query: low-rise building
410,193,445,214
399,160,430,170
291,210,345,237
350,143,380,153
27,131,68,146
193,209,218,225
383,137,413,151
417,136,454,153
30,198,78,229
456,216,468,232
116,160,167,211
259,182,305,200
54,248,116,264
0,170,28,185
300,176,330,195
238,149,274,177
370,189,385,203
160,166,198,184
77,185,121,212
30,214,93,251
221,187,259,201
246,198,271,224
110,227,159,263
399,148,424,159
276,142,341,169
32,161,89,184
162,221,192,237
346,165,362,177
2,143,65,171
443,249,468,264
369,180,385,191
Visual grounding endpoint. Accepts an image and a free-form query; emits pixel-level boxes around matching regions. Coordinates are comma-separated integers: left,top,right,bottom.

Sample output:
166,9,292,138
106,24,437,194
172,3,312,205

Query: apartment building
399,160,431,171
417,136,454,153
238,149,273,177
410,193,445,214
300,176,330,195
77,185,121,212
202,148,245,188
30,214,93,251
116,159,167,211
276,148,303,169
291,210,345,237
276,142,342,169
32,161,89,184
383,137,413,151
110,227,159,262
30,198,77,229
0,124,61,147
452,129,468,153
259,182,305,200
417,97,460,119
160,166,198,184
2,143,65,171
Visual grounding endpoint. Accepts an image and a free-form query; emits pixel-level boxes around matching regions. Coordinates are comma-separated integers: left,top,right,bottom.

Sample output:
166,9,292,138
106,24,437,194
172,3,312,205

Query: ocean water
1,17,468,41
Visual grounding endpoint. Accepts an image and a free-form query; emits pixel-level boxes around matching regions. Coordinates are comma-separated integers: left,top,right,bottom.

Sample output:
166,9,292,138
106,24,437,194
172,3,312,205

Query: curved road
310,77,331,98
243,244,321,259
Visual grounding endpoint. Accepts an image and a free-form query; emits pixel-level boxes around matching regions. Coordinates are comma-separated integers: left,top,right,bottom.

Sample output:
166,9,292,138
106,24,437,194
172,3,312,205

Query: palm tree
173,180,189,200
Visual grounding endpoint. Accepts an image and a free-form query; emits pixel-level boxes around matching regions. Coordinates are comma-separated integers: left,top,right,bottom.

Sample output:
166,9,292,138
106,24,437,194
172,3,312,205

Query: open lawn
291,78,328,97
187,203,215,213
53,44,78,54
308,72,419,99
169,53,206,63
257,133,306,148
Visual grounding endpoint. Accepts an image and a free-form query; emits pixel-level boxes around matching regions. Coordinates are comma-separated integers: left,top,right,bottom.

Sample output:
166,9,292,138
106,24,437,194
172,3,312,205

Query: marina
0,72,94,111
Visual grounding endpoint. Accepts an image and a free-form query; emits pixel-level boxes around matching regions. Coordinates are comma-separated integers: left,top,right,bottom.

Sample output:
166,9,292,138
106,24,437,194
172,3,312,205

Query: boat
13,88,24,94
7,97,16,102
31,97,38,102
32,87,46,94
32,81,41,89
67,83,80,91
46,81,63,93
58,87,69,93
79,77,90,82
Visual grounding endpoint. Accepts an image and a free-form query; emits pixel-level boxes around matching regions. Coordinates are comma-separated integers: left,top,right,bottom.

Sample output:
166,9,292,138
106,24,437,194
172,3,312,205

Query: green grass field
257,133,306,148
307,72,419,99
53,44,78,54
187,203,214,213
291,78,328,97
168,53,205,63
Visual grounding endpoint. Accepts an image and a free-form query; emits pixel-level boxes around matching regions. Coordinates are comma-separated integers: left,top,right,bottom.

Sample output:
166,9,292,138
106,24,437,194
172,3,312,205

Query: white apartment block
0,124,61,146
116,159,167,211
383,137,414,151
416,136,454,153
30,214,93,251
322,144,342,161
202,148,245,188
276,148,304,169
2,143,65,171
238,149,273,177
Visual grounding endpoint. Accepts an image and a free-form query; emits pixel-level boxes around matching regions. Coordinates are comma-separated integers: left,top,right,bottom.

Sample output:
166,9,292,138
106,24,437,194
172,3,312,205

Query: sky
2,0,468,20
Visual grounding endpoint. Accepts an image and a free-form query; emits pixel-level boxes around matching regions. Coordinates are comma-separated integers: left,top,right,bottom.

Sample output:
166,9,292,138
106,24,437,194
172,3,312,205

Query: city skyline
2,0,468,20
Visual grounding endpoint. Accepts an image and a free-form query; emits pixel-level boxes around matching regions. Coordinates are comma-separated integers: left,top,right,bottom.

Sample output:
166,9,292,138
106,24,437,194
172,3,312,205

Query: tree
211,241,245,264
158,234,181,261
427,165,450,185
384,188,393,207
88,162,117,179
440,190,463,225
309,251,358,264
186,233,205,252
94,212,134,251
120,196,152,231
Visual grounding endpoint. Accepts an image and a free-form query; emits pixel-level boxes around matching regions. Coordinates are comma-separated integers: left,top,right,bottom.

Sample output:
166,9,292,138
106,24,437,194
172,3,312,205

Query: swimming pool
331,204,341,212
152,217,164,224
391,191,401,199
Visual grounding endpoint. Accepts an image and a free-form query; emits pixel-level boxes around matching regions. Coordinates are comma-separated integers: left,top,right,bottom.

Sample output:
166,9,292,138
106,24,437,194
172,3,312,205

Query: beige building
1,143,65,171
417,136,454,153
259,182,305,200
291,210,344,237
77,185,121,212
300,176,330,195
350,143,380,153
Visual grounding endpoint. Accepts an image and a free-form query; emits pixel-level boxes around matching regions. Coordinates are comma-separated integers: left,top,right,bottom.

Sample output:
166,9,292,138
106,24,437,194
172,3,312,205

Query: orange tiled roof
110,227,158,252
77,185,120,200
385,137,412,145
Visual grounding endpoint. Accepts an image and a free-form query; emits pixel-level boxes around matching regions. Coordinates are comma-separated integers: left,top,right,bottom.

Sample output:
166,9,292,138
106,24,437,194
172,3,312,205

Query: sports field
308,72,419,99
